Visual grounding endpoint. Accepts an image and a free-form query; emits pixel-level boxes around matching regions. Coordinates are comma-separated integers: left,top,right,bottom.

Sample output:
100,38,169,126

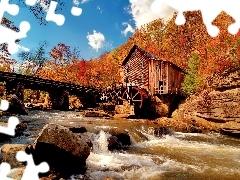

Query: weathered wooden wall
123,47,149,89
122,45,184,96
149,60,168,95
149,60,184,95
167,64,184,94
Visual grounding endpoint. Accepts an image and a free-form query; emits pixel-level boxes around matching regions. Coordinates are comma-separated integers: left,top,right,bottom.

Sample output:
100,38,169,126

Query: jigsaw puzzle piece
25,0,38,6
0,0,19,20
71,6,82,16
0,21,30,54
46,0,65,26
0,162,14,180
0,98,20,136
0,99,9,111
223,0,240,35
151,0,202,25
16,151,49,180
151,0,240,37
0,116,19,136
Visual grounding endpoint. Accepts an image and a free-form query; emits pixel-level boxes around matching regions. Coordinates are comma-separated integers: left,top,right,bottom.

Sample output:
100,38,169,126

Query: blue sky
4,0,175,62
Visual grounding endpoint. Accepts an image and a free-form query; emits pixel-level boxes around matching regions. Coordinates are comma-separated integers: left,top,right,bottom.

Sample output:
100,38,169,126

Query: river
1,110,240,180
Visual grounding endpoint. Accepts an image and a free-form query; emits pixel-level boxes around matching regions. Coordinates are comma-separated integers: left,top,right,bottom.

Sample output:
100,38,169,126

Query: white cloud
128,0,176,28
86,30,105,52
18,45,30,52
121,22,135,36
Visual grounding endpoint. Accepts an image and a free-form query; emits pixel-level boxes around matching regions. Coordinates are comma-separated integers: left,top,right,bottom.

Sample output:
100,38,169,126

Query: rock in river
7,94,28,115
26,123,90,177
0,144,27,168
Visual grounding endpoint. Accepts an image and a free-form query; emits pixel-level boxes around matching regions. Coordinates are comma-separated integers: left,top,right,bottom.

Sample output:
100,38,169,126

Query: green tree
182,53,202,95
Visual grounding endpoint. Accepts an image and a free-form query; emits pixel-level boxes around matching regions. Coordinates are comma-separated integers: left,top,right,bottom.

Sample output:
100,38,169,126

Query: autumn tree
0,17,20,72
78,59,88,85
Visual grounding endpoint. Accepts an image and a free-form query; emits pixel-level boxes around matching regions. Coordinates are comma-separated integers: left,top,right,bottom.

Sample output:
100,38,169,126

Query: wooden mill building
122,45,184,95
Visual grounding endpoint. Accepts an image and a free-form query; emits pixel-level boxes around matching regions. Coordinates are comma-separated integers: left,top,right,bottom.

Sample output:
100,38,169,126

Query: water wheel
121,86,148,108
99,85,125,104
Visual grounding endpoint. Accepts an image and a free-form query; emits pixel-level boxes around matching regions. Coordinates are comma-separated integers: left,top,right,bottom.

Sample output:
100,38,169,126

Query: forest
1,11,240,97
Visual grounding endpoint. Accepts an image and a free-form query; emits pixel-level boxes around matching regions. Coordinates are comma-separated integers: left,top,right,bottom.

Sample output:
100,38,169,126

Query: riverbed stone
83,110,111,118
29,123,90,177
7,167,25,179
7,94,28,115
0,144,27,168
107,128,131,146
153,126,174,137
107,136,123,150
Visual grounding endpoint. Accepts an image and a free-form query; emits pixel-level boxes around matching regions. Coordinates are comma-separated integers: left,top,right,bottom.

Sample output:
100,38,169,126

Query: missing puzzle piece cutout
46,0,65,26
0,0,19,19
0,21,30,54
0,99,19,136
0,116,19,136
0,99,9,111
151,0,240,37
25,0,38,6
46,1,82,25
16,151,49,180
0,0,30,54
0,162,13,180
71,6,82,16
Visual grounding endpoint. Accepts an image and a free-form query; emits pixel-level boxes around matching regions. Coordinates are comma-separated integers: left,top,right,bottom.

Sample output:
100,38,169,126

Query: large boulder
174,88,240,123
27,123,90,177
7,94,28,115
172,69,240,133
0,144,27,168
150,96,169,117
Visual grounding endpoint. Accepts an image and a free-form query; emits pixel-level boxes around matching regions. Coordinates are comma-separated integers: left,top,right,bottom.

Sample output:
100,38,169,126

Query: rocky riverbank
171,69,240,137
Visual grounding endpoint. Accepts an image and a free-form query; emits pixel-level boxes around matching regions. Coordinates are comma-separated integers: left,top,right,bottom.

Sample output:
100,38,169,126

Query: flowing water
1,110,240,180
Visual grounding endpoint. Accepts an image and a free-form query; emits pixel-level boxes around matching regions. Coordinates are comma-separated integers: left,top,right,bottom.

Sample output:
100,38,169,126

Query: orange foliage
37,11,240,89
37,43,122,88
114,11,240,86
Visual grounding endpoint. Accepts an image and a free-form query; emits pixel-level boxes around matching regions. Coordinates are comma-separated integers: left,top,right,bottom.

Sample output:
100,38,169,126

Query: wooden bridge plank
0,71,100,96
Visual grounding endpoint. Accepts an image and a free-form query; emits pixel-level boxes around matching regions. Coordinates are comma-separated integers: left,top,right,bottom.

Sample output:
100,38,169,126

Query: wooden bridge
0,71,100,110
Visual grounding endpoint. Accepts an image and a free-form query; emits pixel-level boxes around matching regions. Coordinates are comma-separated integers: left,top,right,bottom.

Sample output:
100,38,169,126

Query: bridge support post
6,81,24,102
49,90,69,110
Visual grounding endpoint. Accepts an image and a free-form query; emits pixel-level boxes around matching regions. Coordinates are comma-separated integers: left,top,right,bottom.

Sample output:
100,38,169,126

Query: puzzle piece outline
0,151,49,180
0,0,31,54
151,0,240,37
45,0,82,26
15,151,49,180
0,99,19,136
0,162,14,180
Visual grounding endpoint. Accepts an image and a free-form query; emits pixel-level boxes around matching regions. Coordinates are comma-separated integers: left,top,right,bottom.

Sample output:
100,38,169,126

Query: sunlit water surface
1,110,240,180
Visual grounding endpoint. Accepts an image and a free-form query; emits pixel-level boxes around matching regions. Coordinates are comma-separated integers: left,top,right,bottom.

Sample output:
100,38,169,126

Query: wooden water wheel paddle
122,86,148,108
